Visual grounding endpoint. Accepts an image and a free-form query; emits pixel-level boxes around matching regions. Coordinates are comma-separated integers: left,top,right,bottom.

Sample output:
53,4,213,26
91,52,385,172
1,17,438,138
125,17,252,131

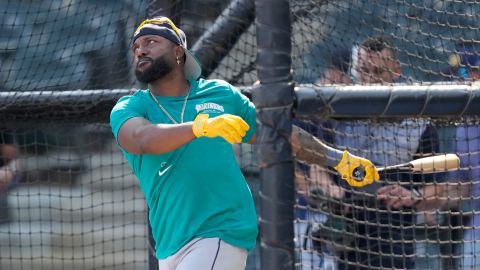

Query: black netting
0,0,258,91
0,123,148,269
3,1,480,270
0,0,148,91
294,117,480,270
291,1,480,84
0,0,260,268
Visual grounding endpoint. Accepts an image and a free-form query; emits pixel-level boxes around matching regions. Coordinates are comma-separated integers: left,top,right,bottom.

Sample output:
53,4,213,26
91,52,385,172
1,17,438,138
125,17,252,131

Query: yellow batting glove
192,114,249,144
334,151,380,187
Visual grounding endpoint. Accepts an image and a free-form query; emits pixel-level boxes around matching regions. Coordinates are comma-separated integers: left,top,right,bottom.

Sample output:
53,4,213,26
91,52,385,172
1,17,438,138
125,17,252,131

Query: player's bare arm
119,113,250,154
246,126,335,161
248,125,379,185
291,125,379,186
252,125,379,186
118,117,196,154
249,125,345,165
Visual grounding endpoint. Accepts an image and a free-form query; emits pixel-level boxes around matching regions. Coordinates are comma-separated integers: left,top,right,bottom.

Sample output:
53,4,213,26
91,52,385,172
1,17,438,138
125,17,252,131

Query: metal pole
254,0,295,269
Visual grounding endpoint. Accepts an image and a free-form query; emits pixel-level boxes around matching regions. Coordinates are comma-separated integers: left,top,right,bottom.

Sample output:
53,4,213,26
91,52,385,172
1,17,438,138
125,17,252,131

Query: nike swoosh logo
159,165,172,176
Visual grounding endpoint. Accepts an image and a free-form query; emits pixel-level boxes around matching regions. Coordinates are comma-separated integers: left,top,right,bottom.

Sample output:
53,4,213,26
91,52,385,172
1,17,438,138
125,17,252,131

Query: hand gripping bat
350,154,460,187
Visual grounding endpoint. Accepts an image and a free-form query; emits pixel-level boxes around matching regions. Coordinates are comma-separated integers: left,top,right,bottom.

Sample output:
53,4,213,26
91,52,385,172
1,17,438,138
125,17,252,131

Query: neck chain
149,88,190,124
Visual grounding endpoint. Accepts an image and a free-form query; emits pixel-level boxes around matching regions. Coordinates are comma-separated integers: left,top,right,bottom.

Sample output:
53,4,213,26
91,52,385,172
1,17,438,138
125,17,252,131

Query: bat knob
352,167,366,182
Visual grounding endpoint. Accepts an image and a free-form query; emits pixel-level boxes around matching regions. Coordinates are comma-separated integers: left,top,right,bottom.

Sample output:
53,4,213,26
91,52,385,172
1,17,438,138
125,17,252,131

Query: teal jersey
110,79,258,259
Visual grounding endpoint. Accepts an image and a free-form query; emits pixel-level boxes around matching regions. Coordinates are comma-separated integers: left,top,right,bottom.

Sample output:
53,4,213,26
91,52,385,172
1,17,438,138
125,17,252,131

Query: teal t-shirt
110,78,258,259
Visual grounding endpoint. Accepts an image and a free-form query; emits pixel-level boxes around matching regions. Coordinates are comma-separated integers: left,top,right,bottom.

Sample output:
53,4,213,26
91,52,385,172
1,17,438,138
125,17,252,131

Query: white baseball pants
158,237,248,270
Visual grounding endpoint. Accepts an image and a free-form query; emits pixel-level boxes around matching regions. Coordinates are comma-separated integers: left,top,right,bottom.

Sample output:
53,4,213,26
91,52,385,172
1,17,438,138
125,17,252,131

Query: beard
135,54,174,83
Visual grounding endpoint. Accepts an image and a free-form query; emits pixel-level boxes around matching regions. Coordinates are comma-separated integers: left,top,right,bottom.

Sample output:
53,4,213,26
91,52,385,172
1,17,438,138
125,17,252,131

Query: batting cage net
1,0,480,270
0,122,149,270
293,115,480,270
290,0,480,84
289,1,480,269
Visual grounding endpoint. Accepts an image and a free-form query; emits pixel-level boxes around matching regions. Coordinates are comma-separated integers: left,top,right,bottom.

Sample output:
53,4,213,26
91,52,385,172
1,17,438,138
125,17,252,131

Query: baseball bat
377,154,460,173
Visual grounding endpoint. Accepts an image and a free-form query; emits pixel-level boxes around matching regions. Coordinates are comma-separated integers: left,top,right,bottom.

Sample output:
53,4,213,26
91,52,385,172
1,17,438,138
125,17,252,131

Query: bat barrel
410,154,460,172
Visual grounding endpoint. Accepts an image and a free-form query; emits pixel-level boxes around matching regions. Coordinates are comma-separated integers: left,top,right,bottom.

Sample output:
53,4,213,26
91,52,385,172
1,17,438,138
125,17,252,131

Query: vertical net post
254,0,295,269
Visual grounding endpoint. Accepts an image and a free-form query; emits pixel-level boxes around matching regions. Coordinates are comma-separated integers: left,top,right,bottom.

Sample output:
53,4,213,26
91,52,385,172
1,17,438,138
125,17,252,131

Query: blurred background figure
351,37,401,84
309,36,446,270
318,46,353,84
0,132,20,224
441,41,480,81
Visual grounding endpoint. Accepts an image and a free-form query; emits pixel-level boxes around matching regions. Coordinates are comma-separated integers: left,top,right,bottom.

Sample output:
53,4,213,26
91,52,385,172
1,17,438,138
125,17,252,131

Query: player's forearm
291,125,343,167
134,122,196,154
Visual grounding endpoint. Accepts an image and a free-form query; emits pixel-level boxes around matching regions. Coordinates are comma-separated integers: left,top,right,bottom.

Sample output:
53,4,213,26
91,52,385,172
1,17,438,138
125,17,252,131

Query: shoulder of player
119,89,149,102
112,89,148,109
195,78,238,96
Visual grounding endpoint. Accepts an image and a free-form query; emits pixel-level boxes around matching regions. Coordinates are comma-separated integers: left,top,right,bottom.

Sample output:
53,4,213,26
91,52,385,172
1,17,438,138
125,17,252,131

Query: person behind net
440,41,480,82
308,36,446,270
440,41,480,269
0,132,20,224
110,16,380,270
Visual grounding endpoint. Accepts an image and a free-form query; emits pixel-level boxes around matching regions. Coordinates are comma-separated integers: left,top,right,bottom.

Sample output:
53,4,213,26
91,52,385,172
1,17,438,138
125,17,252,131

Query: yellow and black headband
133,17,186,47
